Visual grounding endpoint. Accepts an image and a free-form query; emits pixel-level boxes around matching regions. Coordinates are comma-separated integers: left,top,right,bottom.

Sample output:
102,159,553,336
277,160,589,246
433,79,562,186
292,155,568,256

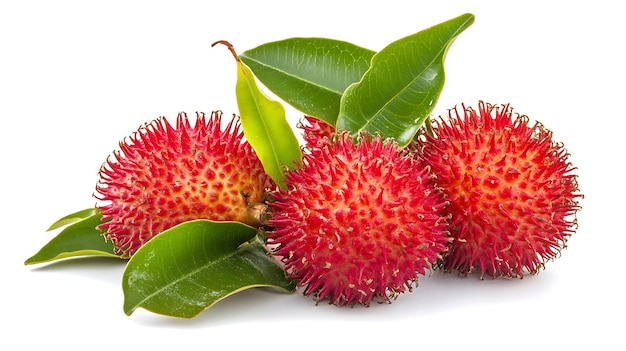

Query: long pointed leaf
234,54,302,188
336,13,475,146
240,38,375,125
25,209,119,265
214,41,302,188
123,220,295,318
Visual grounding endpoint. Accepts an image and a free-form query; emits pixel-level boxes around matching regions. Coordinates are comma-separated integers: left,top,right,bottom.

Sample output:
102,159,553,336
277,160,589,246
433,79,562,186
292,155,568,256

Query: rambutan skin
416,102,582,278
299,115,336,150
266,133,450,306
95,111,273,257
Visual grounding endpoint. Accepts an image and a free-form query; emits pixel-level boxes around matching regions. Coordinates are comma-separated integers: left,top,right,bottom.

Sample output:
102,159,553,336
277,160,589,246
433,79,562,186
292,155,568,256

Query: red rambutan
416,101,582,278
95,111,273,257
298,115,336,150
266,132,450,306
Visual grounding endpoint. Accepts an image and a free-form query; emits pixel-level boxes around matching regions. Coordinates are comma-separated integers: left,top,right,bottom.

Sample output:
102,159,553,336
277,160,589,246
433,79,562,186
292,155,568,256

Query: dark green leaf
25,209,119,265
336,13,475,147
122,220,295,318
240,38,375,125
234,52,302,188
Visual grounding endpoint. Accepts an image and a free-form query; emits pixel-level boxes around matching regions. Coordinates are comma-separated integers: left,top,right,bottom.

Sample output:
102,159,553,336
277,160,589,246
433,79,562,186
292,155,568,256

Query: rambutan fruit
298,115,336,150
265,133,450,306
416,101,582,278
95,111,273,257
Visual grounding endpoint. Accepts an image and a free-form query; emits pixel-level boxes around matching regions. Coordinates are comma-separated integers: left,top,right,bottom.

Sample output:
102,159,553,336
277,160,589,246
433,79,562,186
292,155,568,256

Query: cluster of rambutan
95,101,581,306
264,102,580,305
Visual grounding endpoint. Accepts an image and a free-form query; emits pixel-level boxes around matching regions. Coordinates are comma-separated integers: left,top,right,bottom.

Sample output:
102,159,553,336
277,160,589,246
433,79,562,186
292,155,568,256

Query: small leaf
213,41,302,188
336,13,475,147
240,38,375,125
122,220,295,318
25,209,119,265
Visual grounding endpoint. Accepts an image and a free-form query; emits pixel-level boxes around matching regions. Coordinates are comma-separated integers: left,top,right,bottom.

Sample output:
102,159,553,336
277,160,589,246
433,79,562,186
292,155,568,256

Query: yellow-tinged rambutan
266,132,450,306
416,101,582,278
95,111,273,257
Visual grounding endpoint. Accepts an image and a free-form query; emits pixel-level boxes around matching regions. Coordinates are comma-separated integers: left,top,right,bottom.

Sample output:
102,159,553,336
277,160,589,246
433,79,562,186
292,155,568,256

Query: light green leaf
25,209,119,265
46,208,100,231
122,220,295,318
336,13,475,147
240,38,375,125
232,54,302,188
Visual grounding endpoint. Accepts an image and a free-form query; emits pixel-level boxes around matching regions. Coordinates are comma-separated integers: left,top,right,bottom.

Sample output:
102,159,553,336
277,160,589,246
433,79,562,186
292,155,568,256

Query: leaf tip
457,12,476,28
123,305,135,316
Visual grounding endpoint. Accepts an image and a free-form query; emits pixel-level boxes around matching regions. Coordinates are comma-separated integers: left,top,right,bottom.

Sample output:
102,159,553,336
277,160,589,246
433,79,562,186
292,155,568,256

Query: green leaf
46,208,100,231
122,220,295,318
25,209,119,265
240,38,375,125
336,13,475,147
220,45,302,188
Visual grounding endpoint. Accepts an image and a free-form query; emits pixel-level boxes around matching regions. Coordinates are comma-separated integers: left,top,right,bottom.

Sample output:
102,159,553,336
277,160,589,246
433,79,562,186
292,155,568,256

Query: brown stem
211,40,241,62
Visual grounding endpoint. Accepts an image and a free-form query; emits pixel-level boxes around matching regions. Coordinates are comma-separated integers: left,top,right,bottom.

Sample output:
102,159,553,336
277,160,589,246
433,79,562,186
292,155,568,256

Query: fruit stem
247,202,269,228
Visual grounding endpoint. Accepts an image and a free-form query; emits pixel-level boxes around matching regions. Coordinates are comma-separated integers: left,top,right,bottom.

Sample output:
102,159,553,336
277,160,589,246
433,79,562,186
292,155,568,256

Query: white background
2,1,623,349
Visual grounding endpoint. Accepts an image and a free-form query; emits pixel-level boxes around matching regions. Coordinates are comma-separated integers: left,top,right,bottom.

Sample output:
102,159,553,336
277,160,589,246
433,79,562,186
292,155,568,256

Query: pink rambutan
266,132,450,306
416,101,582,278
95,111,273,257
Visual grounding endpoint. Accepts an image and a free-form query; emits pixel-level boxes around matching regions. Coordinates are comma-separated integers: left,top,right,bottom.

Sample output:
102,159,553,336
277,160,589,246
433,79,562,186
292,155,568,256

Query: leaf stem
211,40,241,62
424,116,434,137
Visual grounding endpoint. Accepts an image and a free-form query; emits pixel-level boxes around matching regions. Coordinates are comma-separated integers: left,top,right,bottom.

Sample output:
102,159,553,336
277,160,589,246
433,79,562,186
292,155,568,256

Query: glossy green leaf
25,209,119,265
240,38,375,125
232,50,302,188
336,13,475,147
123,220,295,318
